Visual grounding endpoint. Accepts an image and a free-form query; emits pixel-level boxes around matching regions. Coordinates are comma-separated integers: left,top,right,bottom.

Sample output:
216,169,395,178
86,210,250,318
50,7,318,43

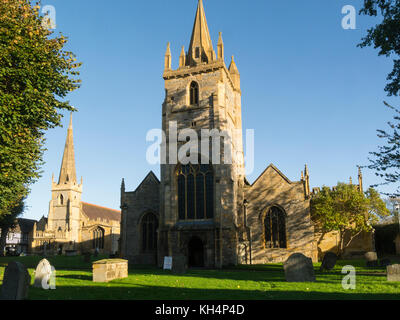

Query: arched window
60,194,64,205
190,81,199,105
177,163,214,220
141,212,158,252
264,206,287,248
92,227,104,249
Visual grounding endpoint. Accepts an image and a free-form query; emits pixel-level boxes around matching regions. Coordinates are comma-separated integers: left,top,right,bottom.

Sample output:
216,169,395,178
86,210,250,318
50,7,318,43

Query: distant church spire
58,112,77,185
187,0,215,66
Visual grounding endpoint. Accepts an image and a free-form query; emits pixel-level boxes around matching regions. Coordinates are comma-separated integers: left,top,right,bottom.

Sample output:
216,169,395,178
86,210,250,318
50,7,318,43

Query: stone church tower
47,113,83,245
31,114,121,255
159,0,245,267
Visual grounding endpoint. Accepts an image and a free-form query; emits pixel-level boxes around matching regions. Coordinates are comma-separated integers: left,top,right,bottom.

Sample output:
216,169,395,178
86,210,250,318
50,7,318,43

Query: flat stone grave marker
283,253,316,282
1,261,30,300
33,258,52,288
320,252,338,271
387,264,400,282
172,255,187,274
365,251,378,267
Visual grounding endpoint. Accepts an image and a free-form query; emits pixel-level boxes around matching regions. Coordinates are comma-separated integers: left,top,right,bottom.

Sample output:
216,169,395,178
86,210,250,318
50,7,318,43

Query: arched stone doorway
188,237,204,267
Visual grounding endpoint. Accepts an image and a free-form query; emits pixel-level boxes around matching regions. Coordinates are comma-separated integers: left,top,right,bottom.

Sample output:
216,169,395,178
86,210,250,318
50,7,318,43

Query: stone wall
244,164,317,263
120,172,160,264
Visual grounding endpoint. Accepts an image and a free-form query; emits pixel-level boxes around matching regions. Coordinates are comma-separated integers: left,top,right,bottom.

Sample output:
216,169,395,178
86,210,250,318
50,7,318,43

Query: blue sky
24,0,398,220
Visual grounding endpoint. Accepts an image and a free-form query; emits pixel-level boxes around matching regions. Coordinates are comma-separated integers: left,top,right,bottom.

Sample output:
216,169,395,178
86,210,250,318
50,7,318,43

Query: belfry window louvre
264,206,287,249
177,163,214,220
190,81,199,105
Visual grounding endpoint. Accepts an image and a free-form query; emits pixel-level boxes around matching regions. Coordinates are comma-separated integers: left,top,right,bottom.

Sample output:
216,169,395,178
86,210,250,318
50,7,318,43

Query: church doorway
188,237,204,267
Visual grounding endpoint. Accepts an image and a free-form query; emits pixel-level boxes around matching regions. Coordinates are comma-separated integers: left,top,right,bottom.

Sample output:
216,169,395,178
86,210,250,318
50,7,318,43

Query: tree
0,0,81,217
0,197,25,256
359,0,400,96
368,101,400,196
311,183,389,256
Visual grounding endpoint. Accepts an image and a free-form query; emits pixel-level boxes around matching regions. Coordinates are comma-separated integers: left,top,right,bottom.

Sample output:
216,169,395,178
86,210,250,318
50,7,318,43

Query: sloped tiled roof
17,218,36,233
81,202,121,222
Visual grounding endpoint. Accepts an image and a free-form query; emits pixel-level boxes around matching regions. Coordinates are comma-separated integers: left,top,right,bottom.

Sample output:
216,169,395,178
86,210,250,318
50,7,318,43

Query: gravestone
83,252,91,263
380,258,391,268
320,252,338,271
172,255,187,274
1,261,30,300
33,258,52,288
365,251,378,267
387,264,400,282
283,253,316,282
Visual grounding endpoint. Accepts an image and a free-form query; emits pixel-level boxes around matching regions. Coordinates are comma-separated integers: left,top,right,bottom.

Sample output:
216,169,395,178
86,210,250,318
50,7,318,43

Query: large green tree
359,0,400,96
0,0,81,216
311,183,389,256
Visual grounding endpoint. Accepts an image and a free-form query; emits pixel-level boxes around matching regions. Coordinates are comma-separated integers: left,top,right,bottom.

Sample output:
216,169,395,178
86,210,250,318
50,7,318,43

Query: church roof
81,202,121,222
17,218,36,233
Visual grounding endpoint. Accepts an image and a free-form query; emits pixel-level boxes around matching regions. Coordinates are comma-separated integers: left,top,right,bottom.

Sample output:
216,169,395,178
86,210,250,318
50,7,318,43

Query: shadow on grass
28,283,400,301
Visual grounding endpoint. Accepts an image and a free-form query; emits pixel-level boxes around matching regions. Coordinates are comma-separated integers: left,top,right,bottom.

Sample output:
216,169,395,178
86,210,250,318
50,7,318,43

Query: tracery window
141,212,158,252
177,163,214,220
264,206,287,248
190,81,199,105
92,227,104,249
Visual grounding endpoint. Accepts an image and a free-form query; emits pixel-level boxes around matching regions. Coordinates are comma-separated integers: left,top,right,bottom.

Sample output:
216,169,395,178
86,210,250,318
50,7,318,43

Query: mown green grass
0,256,399,300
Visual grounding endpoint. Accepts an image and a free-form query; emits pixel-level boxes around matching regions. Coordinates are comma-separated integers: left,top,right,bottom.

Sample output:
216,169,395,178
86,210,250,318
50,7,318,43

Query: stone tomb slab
1,261,30,300
92,259,128,282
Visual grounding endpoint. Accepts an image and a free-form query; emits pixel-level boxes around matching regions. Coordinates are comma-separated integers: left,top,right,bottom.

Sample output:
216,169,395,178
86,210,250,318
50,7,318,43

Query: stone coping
92,259,128,265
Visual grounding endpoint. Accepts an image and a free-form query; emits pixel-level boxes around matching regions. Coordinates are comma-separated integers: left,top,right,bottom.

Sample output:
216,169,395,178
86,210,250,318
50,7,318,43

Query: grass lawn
0,255,399,300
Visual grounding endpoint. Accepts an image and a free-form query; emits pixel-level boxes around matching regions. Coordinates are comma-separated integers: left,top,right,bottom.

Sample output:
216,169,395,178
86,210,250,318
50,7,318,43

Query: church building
31,114,121,255
120,0,372,267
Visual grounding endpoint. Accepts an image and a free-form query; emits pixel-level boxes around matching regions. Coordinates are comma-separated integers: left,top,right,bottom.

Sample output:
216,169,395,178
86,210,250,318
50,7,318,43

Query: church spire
58,112,77,185
187,0,215,66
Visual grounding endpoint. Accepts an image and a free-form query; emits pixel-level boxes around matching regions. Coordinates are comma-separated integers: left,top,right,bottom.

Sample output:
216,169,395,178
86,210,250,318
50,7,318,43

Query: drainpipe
243,200,252,265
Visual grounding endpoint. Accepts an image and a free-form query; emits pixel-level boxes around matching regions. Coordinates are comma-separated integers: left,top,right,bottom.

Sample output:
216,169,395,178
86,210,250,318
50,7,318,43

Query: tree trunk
0,227,8,257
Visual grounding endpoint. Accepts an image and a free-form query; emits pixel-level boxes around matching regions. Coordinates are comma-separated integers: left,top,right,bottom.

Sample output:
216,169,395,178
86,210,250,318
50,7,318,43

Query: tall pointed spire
58,112,77,185
217,32,224,61
187,0,215,66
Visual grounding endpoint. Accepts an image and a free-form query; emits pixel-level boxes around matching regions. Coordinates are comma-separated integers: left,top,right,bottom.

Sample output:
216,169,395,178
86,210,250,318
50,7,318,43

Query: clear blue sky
24,0,398,220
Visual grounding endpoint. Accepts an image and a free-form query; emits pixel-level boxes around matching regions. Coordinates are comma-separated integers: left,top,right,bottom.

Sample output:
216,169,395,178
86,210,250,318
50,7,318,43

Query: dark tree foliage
0,0,81,217
368,102,400,195
358,0,400,96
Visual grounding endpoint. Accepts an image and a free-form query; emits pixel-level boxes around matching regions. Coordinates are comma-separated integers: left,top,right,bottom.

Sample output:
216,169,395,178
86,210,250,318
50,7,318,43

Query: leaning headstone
1,261,30,300
320,252,338,271
380,258,391,268
283,253,316,282
387,264,400,282
172,255,187,274
365,251,378,267
33,258,52,288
